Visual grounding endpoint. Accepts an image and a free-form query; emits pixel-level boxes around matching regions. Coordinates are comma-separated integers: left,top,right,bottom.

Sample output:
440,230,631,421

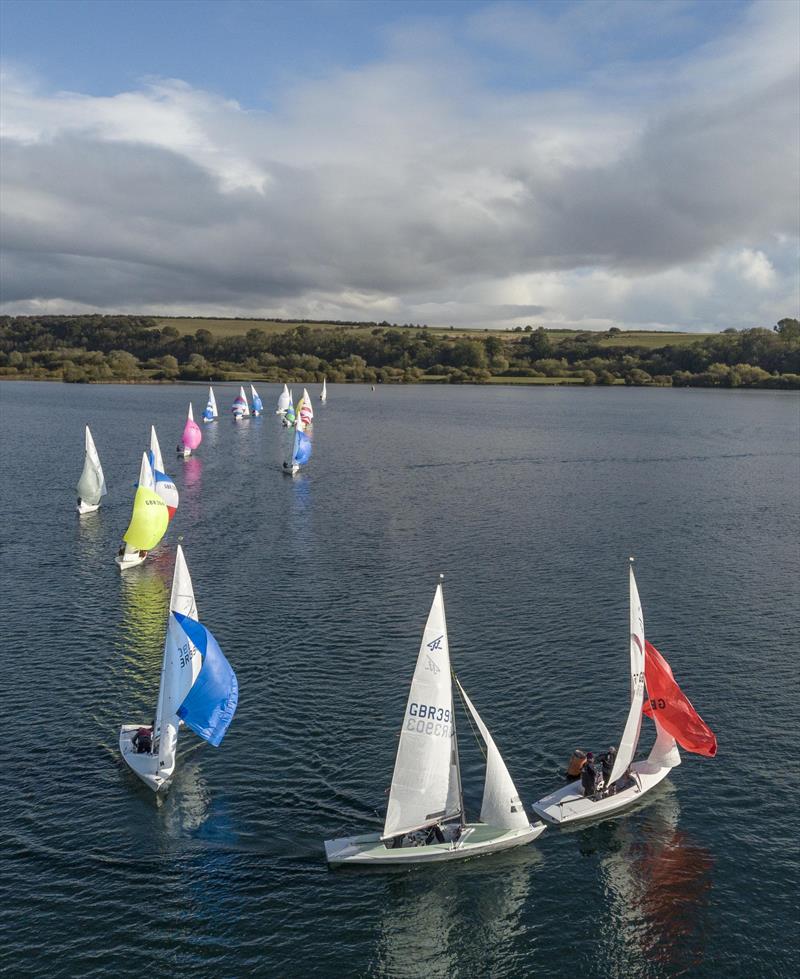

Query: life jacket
567,752,586,777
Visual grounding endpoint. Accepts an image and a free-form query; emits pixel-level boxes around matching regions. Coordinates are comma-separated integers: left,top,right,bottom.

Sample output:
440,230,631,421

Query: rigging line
453,671,487,761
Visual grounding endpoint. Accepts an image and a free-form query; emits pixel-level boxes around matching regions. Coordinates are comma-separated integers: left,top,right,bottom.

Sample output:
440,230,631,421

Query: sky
1,0,798,331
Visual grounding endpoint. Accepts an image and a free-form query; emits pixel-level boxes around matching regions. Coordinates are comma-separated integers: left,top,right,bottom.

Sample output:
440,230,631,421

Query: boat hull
76,500,100,514
119,725,171,792
325,822,545,866
531,759,674,826
177,447,191,457
115,551,146,570
282,464,300,476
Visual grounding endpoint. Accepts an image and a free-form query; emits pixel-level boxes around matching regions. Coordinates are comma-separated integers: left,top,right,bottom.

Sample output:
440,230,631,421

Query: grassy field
153,317,715,348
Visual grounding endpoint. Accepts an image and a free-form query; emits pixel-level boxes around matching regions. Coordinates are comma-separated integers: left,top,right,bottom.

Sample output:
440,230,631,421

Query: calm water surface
0,382,798,978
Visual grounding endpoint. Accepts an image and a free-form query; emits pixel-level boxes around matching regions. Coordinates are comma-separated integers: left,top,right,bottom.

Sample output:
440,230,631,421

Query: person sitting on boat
425,823,446,845
131,726,153,754
598,746,617,795
566,749,587,782
581,753,598,799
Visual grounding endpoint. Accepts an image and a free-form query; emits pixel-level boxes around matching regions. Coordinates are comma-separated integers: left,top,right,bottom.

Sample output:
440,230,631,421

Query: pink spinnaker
182,405,202,450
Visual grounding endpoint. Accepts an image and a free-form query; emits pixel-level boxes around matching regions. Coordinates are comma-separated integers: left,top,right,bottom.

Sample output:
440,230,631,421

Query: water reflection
581,785,714,977
372,849,540,978
160,756,212,835
118,564,169,692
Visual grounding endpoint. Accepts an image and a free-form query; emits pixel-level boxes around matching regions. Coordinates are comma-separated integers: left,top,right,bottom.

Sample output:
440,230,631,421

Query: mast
441,574,465,828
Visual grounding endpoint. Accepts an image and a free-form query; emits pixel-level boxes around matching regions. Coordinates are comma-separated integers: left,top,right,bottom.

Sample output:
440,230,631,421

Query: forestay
608,562,646,784
455,680,529,831
383,583,461,840
76,425,107,505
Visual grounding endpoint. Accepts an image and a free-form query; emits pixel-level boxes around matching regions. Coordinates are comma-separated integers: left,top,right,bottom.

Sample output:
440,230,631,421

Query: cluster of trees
0,315,798,388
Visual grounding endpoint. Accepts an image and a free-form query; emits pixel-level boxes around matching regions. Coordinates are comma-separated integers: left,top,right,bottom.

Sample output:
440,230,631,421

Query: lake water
0,381,798,978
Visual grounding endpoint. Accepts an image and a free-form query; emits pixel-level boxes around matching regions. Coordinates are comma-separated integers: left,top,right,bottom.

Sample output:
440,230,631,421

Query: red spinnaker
642,640,717,757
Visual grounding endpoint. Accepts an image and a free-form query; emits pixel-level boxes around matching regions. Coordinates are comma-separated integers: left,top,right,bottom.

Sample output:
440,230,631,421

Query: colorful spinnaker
116,453,169,569
76,425,107,513
203,386,218,423
232,386,249,419
643,640,717,757
149,426,179,518
178,404,202,456
297,387,313,430
250,384,263,416
284,390,296,427
283,425,312,474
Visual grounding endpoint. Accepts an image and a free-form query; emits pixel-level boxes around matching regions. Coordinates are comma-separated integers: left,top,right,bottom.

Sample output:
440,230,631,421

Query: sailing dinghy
115,453,169,570
324,579,545,864
232,387,249,421
283,390,296,428
532,560,715,826
297,388,314,430
76,425,107,514
250,384,264,416
276,383,291,416
320,377,327,403
202,386,218,423
149,426,179,519
282,423,312,476
119,545,238,792
177,403,202,457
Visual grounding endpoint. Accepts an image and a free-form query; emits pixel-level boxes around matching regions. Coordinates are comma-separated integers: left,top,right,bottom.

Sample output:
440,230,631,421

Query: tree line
0,315,798,388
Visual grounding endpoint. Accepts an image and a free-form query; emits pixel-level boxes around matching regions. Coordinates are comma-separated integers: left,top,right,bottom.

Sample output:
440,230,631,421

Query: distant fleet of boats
76,379,716,866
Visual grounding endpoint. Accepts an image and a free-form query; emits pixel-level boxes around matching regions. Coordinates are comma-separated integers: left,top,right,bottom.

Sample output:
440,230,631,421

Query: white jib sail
383,583,461,839
77,425,107,504
208,386,218,417
277,384,291,413
239,386,250,416
608,562,646,784
321,378,327,402
154,545,201,777
455,680,529,831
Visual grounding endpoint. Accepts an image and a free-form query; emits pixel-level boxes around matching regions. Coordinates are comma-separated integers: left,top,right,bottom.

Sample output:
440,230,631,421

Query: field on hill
153,317,716,348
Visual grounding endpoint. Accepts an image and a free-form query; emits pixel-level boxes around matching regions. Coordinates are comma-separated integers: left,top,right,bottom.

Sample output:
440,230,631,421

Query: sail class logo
425,655,440,675
426,635,444,652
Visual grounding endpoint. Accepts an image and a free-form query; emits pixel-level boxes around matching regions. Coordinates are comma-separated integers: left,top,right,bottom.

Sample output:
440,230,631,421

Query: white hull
531,759,674,826
282,464,300,476
76,500,100,514
325,822,545,866
115,550,146,570
202,418,216,424
119,725,171,792
177,447,191,457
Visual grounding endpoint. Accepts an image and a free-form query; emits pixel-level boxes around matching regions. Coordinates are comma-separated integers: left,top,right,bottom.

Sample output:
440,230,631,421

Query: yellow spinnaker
123,487,169,550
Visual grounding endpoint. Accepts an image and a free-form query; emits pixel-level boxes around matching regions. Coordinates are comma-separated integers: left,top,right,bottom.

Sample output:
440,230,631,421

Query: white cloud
0,1,797,329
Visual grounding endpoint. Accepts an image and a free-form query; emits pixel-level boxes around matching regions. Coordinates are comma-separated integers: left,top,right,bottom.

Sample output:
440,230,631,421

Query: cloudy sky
1,0,798,331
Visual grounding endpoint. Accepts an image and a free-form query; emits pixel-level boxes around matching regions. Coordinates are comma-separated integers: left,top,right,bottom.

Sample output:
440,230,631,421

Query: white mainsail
455,680,530,831
150,425,164,474
320,377,327,403
608,562,646,784
383,582,461,839
277,384,291,414
76,425,107,506
207,386,218,419
239,386,250,417
154,546,201,778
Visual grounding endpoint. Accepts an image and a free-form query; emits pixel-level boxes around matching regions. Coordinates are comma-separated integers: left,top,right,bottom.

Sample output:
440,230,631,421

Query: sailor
581,752,598,799
425,823,446,844
566,749,587,782
598,746,617,794
131,726,153,754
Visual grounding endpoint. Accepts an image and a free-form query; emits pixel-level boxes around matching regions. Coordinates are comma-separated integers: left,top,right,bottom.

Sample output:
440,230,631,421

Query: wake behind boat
119,545,238,792
532,560,716,826
324,578,545,865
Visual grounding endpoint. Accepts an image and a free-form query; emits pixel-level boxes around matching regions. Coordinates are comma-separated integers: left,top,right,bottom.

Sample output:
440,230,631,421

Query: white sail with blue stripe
203,386,218,423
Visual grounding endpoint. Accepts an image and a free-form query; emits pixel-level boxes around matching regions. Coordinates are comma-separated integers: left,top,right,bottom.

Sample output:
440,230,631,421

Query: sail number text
407,702,451,738
177,641,195,668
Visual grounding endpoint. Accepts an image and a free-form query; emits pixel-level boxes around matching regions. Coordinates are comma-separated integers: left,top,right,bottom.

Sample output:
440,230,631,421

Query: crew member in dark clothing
131,726,153,754
581,752,597,799
426,823,446,844
598,746,617,794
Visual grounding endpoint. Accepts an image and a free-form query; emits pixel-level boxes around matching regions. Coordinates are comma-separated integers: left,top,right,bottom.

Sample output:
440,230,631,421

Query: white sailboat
250,384,264,416
202,386,218,423
276,383,291,415
119,545,238,792
324,578,545,864
320,377,327,403
532,560,681,826
232,386,250,420
76,425,107,514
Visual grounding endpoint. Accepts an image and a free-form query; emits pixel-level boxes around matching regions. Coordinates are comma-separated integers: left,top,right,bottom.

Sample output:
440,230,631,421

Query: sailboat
532,560,715,825
76,425,107,514
283,389,296,428
177,404,202,457
232,386,250,420
202,386,218,423
320,377,327,403
149,426,179,519
276,383,291,416
324,579,546,864
115,453,169,570
250,384,264,416
297,387,313,430
282,423,312,476
119,545,238,792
